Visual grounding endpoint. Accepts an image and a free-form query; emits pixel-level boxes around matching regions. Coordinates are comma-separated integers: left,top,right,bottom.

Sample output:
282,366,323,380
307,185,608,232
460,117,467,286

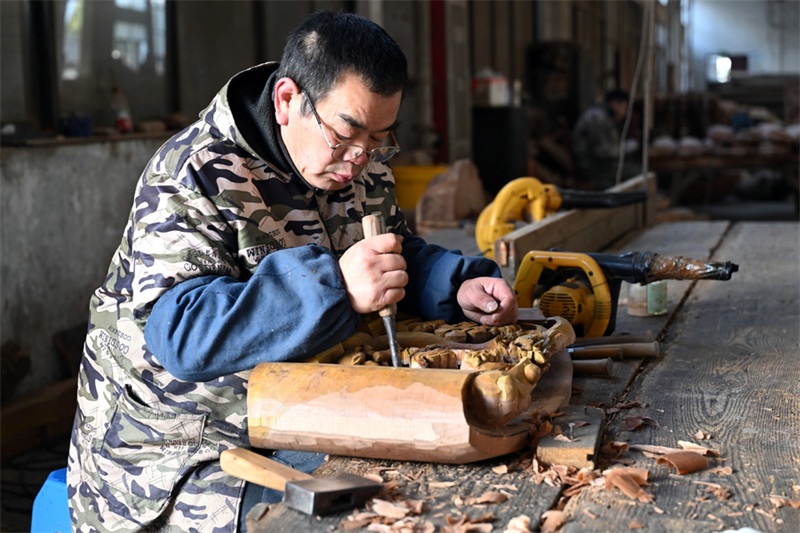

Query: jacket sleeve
144,245,361,381
400,234,502,323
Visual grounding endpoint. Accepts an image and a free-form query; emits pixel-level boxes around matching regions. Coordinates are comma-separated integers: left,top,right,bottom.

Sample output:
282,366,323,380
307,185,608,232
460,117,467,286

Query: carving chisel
362,213,403,367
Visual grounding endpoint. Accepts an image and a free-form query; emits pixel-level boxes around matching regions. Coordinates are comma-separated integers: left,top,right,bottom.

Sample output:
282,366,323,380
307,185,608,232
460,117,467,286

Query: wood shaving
540,510,568,533
372,499,412,519
656,451,709,474
574,421,590,427
629,520,646,529
442,512,497,533
341,517,376,530
707,466,733,475
582,509,597,519
492,465,509,474
608,441,629,457
604,468,653,502
536,420,554,438
554,434,576,443
503,514,532,532
677,440,721,457
622,416,659,432
429,482,457,489
768,495,800,509
653,506,664,514
692,430,712,440
463,491,508,505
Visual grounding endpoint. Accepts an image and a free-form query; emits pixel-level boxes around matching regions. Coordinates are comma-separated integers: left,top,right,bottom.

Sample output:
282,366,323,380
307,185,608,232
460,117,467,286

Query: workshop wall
0,1,431,400
0,138,167,396
689,0,800,91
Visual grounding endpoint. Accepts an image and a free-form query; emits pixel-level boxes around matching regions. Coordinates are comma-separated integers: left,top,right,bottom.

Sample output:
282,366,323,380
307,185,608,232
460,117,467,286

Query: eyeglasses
302,89,401,163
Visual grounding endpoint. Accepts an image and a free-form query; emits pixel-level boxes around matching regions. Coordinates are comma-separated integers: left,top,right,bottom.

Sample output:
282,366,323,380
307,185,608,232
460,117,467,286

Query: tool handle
362,213,397,317
568,345,623,360
569,342,659,359
572,358,613,376
572,334,653,347
220,448,313,492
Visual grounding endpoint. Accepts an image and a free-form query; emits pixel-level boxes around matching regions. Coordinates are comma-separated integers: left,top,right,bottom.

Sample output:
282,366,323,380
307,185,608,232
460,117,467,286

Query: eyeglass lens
332,143,398,163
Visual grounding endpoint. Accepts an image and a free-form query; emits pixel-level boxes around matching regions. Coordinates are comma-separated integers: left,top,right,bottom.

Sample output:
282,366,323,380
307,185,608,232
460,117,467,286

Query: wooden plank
561,222,800,533
496,173,657,283
537,405,605,469
248,452,562,533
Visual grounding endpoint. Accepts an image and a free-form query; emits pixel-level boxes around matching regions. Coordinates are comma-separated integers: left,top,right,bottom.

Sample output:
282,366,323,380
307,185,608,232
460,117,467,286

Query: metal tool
475,177,649,259
220,448,383,515
514,250,739,337
362,213,402,367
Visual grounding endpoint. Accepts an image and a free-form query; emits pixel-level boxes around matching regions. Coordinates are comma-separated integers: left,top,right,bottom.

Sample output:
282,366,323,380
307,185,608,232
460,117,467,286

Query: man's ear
274,77,300,126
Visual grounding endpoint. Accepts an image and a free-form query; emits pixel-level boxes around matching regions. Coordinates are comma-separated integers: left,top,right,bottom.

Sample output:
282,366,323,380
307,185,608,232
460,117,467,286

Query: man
68,12,517,533
572,88,641,190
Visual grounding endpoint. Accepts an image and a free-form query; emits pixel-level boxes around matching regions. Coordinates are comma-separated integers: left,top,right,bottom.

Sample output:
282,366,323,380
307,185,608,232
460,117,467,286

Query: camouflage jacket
68,63,498,532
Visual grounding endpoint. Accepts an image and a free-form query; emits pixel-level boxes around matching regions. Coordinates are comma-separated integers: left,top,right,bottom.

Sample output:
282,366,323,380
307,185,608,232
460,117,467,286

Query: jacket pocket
91,385,206,523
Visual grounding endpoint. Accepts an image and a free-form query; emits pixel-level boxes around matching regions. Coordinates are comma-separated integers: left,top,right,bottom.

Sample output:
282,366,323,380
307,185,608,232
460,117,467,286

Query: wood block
536,405,604,469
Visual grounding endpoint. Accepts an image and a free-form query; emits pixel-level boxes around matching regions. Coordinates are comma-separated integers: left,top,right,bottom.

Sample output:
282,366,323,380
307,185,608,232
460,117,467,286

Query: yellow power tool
475,177,648,259
513,250,739,337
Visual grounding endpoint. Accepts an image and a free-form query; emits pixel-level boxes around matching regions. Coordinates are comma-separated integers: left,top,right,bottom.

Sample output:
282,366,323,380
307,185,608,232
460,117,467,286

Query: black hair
605,88,630,103
276,11,409,115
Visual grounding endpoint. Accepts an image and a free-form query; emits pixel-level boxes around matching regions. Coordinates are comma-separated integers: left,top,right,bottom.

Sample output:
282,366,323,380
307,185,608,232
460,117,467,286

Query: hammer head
283,473,383,515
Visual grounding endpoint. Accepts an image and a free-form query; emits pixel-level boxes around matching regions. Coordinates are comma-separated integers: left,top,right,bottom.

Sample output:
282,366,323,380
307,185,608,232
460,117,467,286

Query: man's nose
351,151,370,165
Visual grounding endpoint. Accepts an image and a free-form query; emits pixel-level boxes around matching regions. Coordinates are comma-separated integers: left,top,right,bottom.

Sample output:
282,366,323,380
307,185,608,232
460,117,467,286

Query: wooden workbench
247,221,799,533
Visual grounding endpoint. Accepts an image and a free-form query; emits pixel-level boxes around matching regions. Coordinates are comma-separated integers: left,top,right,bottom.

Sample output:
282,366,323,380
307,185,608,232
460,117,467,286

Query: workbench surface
248,221,799,533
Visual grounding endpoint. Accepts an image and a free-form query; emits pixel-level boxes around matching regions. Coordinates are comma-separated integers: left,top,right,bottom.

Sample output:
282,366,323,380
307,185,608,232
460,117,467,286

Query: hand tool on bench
220,448,382,516
514,250,739,337
568,341,660,359
362,213,402,367
571,333,653,347
572,358,613,376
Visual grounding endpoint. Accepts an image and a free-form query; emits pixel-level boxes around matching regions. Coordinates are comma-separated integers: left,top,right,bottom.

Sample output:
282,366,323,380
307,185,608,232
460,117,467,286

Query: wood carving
247,317,575,463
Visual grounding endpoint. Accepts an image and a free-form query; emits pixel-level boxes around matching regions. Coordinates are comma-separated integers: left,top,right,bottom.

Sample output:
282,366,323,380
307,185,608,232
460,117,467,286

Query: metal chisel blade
382,315,402,367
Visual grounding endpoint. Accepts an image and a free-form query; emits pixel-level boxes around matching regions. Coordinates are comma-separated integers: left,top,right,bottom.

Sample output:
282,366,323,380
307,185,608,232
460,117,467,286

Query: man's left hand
457,277,518,326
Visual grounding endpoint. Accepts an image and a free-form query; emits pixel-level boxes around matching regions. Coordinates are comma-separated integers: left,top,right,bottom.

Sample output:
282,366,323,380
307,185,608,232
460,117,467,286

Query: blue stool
31,468,71,533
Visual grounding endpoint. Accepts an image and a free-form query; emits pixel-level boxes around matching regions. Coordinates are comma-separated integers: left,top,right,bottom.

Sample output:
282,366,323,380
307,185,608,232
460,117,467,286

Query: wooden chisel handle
568,342,660,359
220,448,313,491
362,214,397,318
572,334,653,347
572,358,613,376
568,345,623,360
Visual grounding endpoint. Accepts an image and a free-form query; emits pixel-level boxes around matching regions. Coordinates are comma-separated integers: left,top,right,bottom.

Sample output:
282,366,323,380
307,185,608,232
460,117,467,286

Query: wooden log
248,351,573,464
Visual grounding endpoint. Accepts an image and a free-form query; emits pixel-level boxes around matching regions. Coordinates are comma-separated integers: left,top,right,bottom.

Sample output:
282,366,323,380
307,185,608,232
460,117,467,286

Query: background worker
68,11,517,533
572,88,641,190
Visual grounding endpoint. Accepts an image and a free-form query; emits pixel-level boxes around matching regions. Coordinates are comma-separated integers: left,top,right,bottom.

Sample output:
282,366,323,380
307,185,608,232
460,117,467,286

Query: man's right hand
339,234,407,314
